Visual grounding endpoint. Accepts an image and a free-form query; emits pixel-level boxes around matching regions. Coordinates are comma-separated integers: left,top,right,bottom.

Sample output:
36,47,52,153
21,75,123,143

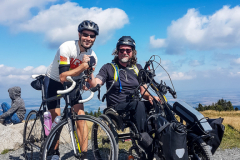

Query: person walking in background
0,86,26,125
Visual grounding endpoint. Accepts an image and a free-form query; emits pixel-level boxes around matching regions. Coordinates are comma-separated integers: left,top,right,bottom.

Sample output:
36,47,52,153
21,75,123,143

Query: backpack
206,118,225,154
155,115,188,160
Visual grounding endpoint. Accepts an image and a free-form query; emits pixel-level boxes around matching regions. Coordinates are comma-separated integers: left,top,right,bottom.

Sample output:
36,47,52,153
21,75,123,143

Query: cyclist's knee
72,104,84,114
77,109,85,115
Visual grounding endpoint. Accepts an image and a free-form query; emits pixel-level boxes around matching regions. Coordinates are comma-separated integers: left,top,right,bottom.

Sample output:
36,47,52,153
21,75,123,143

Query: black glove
84,56,96,75
88,56,96,68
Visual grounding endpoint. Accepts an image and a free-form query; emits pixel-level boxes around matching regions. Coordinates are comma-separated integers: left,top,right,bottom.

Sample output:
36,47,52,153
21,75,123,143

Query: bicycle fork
67,114,82,158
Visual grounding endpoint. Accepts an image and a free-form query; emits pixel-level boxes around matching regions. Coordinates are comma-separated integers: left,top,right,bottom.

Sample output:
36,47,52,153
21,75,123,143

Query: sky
0,0,239,106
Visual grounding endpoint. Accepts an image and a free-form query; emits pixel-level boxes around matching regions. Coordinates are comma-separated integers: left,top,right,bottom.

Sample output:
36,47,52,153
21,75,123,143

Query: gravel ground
0,148,240,160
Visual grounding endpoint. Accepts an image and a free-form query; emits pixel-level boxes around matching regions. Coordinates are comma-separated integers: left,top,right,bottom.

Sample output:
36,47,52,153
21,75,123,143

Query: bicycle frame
28,75,93,158
44,83,84,158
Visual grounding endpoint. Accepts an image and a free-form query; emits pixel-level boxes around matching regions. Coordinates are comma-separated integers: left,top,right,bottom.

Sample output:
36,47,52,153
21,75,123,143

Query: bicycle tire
23,110,45,160
188,133,213,160
93,114,119,159
42,115,118,160
98,114,141,160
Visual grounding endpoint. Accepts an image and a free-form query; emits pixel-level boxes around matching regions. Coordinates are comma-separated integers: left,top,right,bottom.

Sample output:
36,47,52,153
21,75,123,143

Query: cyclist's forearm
140,85,151,100
142,93,151,100
88,76,103,88
60,63,88,83
87,73,95,88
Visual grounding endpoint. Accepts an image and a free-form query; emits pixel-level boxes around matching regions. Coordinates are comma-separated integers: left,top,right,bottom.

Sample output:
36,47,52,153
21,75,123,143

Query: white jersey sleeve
58,42,72,65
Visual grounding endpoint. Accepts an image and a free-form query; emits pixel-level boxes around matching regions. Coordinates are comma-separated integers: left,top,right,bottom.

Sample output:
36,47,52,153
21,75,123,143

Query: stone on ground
0,123,24,153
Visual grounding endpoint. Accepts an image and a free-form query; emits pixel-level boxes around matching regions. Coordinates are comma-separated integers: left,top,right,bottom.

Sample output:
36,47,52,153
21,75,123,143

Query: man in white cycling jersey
45,20,99,160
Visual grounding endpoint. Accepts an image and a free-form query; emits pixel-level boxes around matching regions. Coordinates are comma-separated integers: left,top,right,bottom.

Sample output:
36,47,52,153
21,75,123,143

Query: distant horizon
1,88,239,111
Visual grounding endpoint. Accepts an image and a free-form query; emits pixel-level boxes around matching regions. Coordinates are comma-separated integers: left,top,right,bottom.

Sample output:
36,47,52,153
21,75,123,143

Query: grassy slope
201,110,240,149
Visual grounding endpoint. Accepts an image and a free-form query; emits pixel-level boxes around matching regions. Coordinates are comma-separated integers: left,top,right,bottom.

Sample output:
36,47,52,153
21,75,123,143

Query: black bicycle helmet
78,20,99,35
116,36,136,50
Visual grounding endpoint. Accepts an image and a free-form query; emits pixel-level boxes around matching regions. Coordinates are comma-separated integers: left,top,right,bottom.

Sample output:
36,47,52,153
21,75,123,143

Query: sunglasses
82,33,96,38
119,49,132,53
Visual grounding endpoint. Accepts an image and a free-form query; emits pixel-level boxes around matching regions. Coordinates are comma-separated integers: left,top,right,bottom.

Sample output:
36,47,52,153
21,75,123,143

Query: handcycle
96,55,215,160
23,74,118,160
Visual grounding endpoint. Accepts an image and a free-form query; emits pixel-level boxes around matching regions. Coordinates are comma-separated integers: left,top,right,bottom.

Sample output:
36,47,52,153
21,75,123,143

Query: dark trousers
114,100,148,133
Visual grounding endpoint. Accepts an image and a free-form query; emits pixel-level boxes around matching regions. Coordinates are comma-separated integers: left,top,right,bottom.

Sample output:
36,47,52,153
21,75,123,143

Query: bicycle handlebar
142,59,177,99
77,84,101,103
78,91,94,103
57,76,101,104
57,76,76,94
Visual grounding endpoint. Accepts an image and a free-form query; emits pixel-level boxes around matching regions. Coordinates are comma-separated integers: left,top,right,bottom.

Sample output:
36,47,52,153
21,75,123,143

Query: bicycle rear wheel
42,115,118,160
23,110,45,160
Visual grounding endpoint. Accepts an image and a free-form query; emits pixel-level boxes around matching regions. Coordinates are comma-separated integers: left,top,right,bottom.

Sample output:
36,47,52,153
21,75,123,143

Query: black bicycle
23,74,118,160
96,55,214,160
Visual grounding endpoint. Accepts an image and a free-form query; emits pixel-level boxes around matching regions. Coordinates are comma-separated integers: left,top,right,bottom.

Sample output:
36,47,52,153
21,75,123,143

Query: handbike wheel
92,114,119,160
42,115,118,160
23,110,45,160
188,133,212,160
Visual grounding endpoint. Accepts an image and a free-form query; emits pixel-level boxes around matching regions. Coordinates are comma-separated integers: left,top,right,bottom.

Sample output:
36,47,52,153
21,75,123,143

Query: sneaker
51,155,59,160
81,152,88,160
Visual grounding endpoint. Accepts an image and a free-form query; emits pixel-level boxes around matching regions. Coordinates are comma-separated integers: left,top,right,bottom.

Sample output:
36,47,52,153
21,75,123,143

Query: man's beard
120,56,130,63
80,38,93,49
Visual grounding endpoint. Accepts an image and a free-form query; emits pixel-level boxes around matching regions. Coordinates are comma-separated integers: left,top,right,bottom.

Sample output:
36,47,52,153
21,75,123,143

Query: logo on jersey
70,58,82,69
59,56,68,65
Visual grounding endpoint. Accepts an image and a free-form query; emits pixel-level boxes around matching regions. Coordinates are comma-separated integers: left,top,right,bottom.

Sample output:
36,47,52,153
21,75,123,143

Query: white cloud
233,58,240,64
150,5,240,54
32,65,48,74
149,35,166,48
0,0,56,25
188,60,204,67
24,66,34,71
1,1,129,48
7,74,30,80
170,72,196,80
156,71,196,81
229,71,240,77
0,65,47,84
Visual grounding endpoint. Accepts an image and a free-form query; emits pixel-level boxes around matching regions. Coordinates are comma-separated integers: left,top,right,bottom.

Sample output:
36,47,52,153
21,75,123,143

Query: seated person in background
0,86,26,125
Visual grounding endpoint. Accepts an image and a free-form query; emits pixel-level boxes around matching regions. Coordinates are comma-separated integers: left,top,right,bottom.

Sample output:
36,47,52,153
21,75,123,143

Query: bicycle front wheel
23,110,45,160
188,133,213,160
42,115,118,160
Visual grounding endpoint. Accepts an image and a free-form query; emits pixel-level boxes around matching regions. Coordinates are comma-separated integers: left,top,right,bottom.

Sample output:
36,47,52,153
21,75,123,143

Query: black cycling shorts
44,76,82,110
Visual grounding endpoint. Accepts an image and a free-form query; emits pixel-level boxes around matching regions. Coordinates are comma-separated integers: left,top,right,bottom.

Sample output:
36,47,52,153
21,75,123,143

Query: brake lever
144,61,151,70
90,84,101,92
166,86,177,99
90,84,101,100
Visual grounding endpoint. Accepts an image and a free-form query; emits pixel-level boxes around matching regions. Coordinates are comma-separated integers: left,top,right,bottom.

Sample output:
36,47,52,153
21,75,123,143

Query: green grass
1,149,12,154
219,124,240,149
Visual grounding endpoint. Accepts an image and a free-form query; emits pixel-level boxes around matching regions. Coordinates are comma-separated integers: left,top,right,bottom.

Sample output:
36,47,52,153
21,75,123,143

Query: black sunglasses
82,32,96,38
119,49,132,53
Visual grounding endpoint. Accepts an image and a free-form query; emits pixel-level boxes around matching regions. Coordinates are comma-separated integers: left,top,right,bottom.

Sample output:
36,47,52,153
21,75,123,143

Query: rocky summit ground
0,147,240,160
